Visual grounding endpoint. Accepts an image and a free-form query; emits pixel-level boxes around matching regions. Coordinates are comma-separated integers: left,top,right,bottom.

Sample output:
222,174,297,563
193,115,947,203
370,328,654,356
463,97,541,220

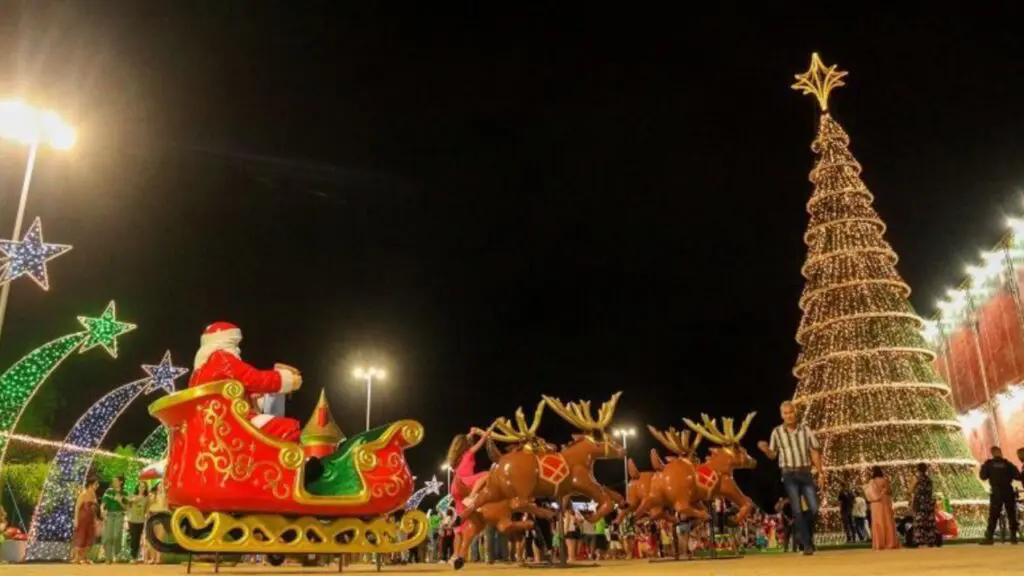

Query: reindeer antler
542,392,621,434
646,425,702,456
683,412,756,445
490,401,545,443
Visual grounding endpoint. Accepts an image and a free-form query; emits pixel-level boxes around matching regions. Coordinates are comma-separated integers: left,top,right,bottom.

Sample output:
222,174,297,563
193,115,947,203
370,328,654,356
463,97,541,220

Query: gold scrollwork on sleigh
194,399,292,500
169,506,429,555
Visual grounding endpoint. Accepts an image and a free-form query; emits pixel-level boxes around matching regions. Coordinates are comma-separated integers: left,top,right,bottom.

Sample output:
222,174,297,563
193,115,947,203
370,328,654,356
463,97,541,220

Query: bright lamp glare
0,100,75,149
353,365,385,380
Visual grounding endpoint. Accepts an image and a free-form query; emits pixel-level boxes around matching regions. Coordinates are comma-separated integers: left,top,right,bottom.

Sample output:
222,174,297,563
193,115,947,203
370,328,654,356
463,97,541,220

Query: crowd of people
69,475,166,564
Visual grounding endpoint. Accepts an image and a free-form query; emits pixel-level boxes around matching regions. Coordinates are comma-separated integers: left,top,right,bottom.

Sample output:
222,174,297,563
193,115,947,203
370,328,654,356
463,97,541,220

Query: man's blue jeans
782,470,819,550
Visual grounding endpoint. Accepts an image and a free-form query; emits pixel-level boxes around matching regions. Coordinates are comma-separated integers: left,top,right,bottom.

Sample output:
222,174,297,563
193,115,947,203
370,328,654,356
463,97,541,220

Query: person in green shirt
594,517,608,560
125,483,150,563
100,476,127,563
427,511,442,562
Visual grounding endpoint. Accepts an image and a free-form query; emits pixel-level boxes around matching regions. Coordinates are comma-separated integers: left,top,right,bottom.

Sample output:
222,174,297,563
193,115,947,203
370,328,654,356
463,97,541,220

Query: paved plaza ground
3,546,1021,576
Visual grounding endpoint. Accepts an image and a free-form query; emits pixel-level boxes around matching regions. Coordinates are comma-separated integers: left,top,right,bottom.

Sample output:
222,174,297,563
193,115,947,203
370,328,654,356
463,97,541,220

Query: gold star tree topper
792,53,848,111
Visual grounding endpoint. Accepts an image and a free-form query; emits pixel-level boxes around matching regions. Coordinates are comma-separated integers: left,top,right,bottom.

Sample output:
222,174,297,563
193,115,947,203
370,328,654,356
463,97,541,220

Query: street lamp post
352,365,386,431
0,100,75,347
612,427,636,489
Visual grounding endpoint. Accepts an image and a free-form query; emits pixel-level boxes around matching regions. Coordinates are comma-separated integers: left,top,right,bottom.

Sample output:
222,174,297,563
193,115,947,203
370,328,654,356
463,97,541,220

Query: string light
0,217,72,290
404,475,444,511
790,54,987,538
0,301,135,469
26,353,186,561
0,432,152,462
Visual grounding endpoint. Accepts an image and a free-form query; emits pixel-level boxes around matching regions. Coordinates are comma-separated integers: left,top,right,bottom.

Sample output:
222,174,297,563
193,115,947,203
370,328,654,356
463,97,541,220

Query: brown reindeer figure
682,413,758,523
615,454,658,523
453,393,626,568
627,426,703,522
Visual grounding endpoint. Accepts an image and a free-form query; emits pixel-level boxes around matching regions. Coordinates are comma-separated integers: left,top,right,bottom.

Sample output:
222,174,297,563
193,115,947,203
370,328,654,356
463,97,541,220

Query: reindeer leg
717,476,754,523
572,479,617,523
490,504,526,534
604,487,625,505
631,496,656,520
673,499,710,523
514,501,555,521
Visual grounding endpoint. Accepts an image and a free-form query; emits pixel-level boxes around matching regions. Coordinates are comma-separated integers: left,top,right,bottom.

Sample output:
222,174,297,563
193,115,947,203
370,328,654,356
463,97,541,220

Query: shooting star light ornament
404,475,445,511
26,351,188,560
0,217,72,290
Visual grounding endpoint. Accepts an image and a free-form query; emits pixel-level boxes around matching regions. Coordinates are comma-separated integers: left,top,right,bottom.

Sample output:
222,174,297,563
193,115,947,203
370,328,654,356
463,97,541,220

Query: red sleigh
144,380,429,556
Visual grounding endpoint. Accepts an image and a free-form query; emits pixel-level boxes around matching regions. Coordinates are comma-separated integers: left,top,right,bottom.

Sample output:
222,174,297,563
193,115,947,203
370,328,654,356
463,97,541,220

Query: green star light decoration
0,300,136,468
77,301,136,358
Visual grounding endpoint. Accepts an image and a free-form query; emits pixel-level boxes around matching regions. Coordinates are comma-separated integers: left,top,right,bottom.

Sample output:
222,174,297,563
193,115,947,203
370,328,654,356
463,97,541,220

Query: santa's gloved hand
274,363,303,391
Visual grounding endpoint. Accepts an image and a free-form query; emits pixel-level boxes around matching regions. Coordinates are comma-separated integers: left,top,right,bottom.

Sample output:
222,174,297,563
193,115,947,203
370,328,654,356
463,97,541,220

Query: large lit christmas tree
790,54,987,535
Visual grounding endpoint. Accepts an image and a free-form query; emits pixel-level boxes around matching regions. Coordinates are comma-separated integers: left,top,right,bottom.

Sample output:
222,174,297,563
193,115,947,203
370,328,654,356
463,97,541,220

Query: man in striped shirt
758,400,823,555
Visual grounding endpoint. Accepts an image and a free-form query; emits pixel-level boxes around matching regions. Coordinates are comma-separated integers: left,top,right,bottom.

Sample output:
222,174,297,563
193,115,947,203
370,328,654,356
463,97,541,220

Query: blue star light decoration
142,351,189,394
0,217,72,290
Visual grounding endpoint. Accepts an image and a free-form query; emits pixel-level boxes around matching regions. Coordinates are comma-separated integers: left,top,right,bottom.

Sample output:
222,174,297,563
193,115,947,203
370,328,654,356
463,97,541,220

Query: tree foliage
0,462,50,528
93,444,138,483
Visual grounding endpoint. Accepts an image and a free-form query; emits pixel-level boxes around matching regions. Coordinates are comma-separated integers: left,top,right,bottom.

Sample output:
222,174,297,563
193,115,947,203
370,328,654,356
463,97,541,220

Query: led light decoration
26,352,186,561
0,301,136,469
77,301,137,358
403,475,444,511
435,493,453,515
0,217,72,290
790,54,987,538
123,425,170,495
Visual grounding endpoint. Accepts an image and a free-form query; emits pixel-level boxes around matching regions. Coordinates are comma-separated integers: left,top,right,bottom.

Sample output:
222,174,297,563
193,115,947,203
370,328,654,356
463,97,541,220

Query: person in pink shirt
445,422,496,563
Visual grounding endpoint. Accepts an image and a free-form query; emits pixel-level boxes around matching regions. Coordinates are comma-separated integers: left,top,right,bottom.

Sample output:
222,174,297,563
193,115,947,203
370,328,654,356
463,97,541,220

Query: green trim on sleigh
305,424,393,496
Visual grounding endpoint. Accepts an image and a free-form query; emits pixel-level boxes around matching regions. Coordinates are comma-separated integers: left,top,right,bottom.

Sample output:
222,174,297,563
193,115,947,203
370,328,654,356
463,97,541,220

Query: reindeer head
683,412,757,471
542,392,624,459
489,401,548,453
646,425,702,462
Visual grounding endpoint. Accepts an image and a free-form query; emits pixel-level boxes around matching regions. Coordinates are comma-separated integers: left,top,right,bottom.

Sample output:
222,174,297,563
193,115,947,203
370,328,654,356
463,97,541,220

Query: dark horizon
2,3,1024,509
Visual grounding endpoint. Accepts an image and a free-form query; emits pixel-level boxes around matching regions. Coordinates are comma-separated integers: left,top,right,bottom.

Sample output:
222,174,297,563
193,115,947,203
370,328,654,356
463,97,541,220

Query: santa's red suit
189,322,302,442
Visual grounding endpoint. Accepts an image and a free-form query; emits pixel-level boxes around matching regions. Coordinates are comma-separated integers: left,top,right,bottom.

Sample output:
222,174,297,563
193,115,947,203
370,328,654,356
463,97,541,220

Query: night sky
2,3,1024,508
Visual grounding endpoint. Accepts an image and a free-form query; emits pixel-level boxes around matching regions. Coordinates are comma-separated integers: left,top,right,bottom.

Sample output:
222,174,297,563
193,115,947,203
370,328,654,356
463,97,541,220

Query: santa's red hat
202,321,242,342
195,322,243,368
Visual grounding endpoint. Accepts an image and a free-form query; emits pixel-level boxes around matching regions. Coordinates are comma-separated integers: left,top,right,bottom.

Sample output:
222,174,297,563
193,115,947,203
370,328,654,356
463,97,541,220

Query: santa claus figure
190,322,303,441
